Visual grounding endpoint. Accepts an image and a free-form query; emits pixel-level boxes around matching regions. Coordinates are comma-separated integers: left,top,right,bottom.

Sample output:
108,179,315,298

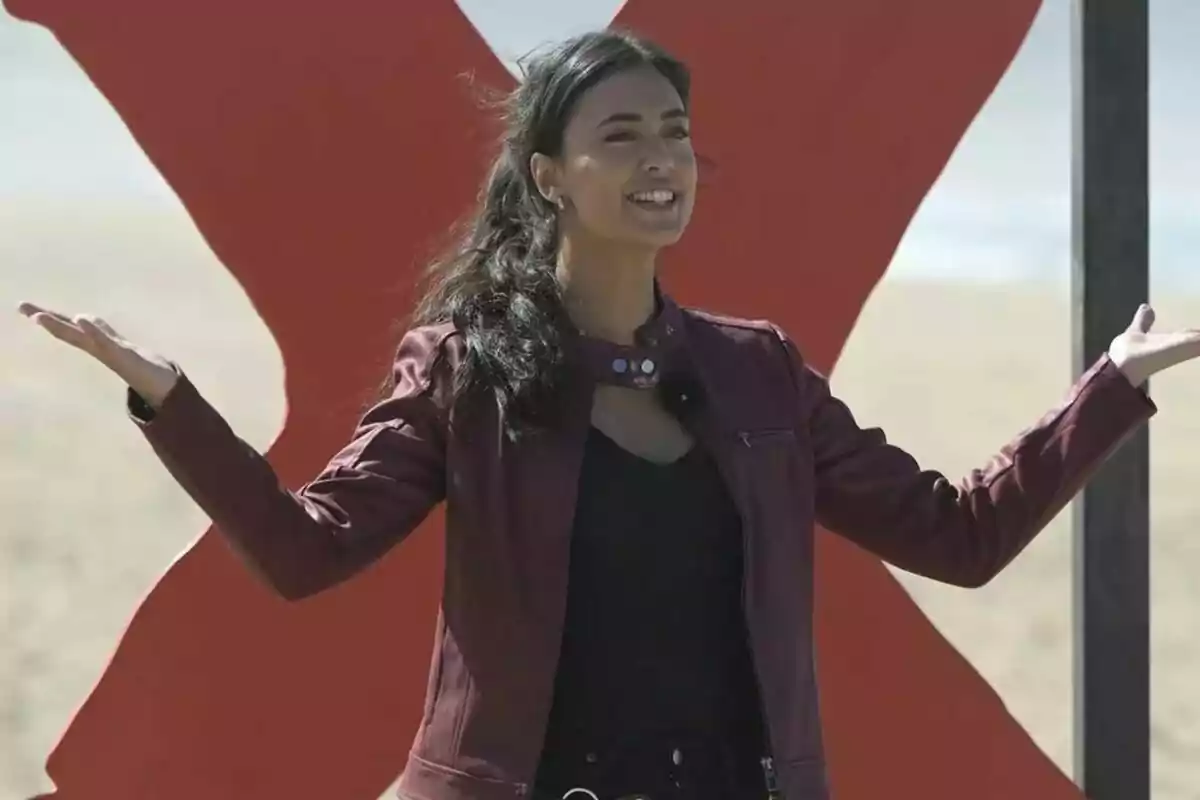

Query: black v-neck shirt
534,426,768,796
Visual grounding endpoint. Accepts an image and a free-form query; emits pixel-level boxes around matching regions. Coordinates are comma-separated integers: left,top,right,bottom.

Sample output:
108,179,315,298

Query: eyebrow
598,108,689,126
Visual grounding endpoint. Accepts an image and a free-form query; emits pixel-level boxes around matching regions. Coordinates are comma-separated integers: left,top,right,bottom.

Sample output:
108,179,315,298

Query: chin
625,223,689,249
650,229,687,247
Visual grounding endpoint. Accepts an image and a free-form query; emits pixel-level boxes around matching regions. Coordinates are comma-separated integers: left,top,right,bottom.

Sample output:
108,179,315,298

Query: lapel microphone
656,371,706,421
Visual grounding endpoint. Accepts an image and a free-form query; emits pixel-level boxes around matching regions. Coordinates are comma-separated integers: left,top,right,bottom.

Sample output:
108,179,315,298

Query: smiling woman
410,32,697,444
17,25,1186,800
532,72,693,236
11,2,1196,799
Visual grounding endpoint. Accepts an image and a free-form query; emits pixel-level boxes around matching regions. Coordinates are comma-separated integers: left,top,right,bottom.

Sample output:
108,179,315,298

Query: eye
603,130,637,143
666,125,691,140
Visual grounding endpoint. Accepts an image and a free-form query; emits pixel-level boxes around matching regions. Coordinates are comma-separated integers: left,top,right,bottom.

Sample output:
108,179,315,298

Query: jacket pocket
737,427,797,447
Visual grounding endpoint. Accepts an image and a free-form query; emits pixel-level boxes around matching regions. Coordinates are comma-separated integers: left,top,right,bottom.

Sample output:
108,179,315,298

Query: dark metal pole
1070,1,1150,798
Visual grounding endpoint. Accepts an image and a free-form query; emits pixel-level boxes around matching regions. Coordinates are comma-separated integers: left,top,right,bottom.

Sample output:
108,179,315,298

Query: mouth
625,188,681,210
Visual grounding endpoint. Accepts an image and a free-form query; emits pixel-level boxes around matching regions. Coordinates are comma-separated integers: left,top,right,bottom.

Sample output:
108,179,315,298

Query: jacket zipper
738,431,781,799
761,755,781,798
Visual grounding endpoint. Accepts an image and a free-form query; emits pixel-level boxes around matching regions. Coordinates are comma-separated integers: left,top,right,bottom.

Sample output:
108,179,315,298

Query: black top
534,427,768,798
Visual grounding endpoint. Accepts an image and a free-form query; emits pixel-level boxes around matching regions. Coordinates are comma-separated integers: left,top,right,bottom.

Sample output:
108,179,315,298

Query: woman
16,29,1197,800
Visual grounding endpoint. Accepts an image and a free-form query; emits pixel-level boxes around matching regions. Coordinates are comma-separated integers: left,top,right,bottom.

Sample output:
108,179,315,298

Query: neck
555,234,658,345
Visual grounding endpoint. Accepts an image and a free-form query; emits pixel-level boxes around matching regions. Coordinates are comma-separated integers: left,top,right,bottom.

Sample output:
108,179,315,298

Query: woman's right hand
17,302,181,409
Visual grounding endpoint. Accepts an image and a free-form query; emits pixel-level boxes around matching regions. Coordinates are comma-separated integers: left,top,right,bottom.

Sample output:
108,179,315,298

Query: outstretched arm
128,327,453,600
780,328,1157,587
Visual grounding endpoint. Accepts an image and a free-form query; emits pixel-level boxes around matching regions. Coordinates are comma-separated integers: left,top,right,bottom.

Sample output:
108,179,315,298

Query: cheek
568,155,633,216
678,147,699,190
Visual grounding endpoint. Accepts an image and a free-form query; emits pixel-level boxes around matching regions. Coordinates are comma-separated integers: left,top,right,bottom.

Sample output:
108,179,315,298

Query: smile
625,189,679,207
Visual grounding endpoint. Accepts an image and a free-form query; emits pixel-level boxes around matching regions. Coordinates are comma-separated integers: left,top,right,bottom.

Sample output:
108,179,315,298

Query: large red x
7,1,1085,797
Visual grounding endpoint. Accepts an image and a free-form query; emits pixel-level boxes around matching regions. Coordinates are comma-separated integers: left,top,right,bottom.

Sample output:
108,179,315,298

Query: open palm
1109,304,1200,386
17,302,178,406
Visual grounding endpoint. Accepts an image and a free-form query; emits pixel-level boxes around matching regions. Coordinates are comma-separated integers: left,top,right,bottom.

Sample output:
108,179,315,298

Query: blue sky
2,0,1197,289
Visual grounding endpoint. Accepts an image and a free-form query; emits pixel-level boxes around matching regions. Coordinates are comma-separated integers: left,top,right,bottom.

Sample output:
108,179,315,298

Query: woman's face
541,65,697,249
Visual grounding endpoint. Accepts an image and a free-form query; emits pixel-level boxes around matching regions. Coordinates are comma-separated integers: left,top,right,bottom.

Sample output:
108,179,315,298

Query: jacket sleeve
128,327,452,600
780,334,1157,587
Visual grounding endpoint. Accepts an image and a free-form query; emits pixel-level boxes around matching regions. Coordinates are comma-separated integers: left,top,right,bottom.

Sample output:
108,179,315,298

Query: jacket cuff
125,361,188,427
1080,352,1157,423
126,372,226,455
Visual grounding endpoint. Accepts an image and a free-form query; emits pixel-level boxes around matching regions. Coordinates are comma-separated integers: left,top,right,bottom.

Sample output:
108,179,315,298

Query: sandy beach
2,201,1197,799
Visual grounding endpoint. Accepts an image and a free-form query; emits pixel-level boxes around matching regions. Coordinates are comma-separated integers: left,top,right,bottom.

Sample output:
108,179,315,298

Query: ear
529,152,562,207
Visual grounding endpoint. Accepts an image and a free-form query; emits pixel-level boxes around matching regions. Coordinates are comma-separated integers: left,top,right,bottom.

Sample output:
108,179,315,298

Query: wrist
1109,352,1149,387
127,363,182,409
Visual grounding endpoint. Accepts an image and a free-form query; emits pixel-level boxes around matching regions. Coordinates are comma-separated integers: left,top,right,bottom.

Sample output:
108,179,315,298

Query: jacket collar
564,284,690,390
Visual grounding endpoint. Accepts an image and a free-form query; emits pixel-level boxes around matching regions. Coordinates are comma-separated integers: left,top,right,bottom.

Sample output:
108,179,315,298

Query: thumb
1129,303,1155,334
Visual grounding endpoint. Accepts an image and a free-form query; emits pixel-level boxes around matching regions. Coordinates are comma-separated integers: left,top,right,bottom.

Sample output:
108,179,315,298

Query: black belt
534,735,779,800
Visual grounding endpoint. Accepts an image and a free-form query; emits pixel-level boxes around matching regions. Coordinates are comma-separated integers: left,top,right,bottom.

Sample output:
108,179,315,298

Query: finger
29,312,92,350
74,314,124,344
18,303,74,326
1130,303,1155,333
1181,330,1200,354
88,316,123,340
72,315,132,362
1156,330,1200,369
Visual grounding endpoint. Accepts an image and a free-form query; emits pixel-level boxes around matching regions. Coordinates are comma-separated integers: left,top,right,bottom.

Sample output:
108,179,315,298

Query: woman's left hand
1108,304,1200,387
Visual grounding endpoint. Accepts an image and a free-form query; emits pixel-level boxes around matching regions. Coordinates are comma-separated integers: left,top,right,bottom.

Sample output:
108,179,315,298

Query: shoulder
679,304,829,394
396,321,463,362
675,305,830,427
682,305,780,336
392,321,466,396
680,305,796,361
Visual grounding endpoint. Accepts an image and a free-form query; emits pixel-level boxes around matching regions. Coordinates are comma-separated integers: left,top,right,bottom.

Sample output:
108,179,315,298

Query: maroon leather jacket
132,294,1155,800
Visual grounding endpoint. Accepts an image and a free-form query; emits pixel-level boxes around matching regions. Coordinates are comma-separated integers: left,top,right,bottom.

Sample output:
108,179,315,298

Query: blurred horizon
2,0,1197,293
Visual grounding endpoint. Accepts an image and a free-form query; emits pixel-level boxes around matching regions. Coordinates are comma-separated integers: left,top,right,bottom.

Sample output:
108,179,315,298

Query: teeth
630,190,676,204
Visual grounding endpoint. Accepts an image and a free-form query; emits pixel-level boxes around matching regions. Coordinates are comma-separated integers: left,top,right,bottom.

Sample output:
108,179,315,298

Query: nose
639,138,675,175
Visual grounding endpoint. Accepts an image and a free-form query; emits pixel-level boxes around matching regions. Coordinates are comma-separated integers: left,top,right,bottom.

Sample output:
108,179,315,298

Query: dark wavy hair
408,29,691,440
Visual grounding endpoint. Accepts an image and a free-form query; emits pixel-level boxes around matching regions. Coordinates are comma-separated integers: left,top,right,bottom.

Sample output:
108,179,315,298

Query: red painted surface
7,0,1084,797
